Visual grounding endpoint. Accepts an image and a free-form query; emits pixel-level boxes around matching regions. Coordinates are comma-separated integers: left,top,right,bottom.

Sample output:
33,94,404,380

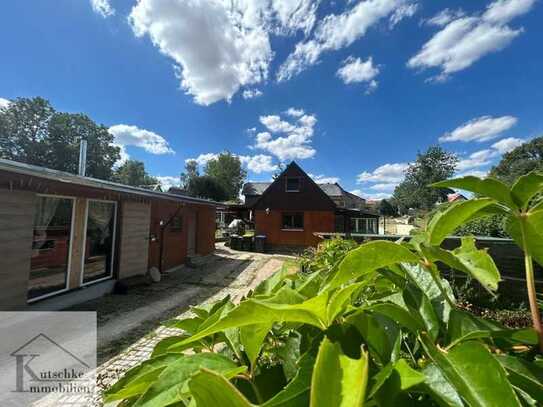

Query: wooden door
187,213,197,257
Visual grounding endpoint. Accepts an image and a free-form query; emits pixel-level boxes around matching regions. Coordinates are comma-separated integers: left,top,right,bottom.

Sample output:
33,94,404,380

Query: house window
282,212,304,230
285,177,301,192
29,196,74,301
351,218,378,234
170,215,183,232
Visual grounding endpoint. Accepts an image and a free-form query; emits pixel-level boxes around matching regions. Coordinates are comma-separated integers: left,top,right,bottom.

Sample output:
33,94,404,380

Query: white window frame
80,199,118,287
27,194,76,303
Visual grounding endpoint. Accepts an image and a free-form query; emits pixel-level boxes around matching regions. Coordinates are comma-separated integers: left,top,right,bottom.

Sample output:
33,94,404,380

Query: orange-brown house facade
248,162,379,248
0,159,216,311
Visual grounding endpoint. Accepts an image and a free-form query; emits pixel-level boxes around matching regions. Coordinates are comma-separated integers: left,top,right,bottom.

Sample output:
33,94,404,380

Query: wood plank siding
118,202,151,279
0,190,35,310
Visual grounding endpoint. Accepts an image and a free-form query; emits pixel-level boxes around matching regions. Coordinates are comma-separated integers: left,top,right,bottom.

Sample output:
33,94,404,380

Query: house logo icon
10,333,91,394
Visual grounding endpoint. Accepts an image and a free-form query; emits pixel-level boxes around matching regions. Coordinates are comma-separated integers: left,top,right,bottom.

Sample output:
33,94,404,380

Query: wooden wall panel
255,210,335,247
118,202,151,279
68,198,87,289
0,189,35,310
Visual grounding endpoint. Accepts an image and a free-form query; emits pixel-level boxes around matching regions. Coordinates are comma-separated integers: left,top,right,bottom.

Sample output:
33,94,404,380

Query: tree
204,152,246,200
379,199,397,234
0,97,120,180
490,136,543,184
186,175,229,202
393,146,458,212
113,159,160,189
180,160,199,189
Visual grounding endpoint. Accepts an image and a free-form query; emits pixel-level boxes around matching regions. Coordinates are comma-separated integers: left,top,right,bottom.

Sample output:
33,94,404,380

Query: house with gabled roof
240,162,379,248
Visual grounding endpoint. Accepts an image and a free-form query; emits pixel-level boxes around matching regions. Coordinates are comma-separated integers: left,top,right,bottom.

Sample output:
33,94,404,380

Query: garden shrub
104,172,543,406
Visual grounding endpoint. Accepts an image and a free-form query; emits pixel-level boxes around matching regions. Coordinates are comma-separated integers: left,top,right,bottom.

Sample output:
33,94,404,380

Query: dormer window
286,177,300,192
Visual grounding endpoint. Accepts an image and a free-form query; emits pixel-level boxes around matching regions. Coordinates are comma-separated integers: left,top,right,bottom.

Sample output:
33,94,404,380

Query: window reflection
82,201,116,284
29,196,73,300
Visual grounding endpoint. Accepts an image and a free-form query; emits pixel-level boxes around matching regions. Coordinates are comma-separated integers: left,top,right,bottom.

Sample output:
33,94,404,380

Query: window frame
80,199,118,287
27,194,76,303
285,177,301,192
281,212,304,231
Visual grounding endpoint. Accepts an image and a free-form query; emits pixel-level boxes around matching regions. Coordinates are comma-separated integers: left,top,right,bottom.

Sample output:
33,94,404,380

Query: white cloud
285,107,305,117
252,110,318,160
369,182,397,191
109,125,175,158
408,0,536,80
491,136,525,153
277,0,417,81
90,0,115,18
426,8,465,27
185,153,219,166
357,162,408,183
337,56,380,92
310,174,341,184
440,115,517,142
456,169,490,178
0,98,10,109
128,0,319,105
456,149,498,171
351,189,391,200
155,175,181,191
389,3,419,28
242,89,263,99
239,154,278,173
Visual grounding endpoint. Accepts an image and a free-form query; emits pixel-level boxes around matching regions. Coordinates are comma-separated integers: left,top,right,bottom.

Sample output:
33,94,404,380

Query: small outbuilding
0,159,216,310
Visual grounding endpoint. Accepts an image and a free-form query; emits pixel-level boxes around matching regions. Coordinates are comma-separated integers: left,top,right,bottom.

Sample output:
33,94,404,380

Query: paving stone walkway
92,245,286,405
34,244,289,406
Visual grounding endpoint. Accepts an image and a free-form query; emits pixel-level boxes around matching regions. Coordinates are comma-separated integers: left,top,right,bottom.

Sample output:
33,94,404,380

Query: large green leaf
346,312,400,366
189,368,253,407
402,263,453,324
447,309,537,348
511,171,543,209
420,336,522,407
505,214,543,267
262,351,315,407
133,353,246,406
103,353,183,403
327,241,419,290
369,302,426,334
421,363,463,407
168,293,330,352
310,337,368,407
451,237,501,292
240,323,272,368
368,358,425,404
403,282,440,340
326,282,366,324
496,355,543,402
427,198,497,245
432,176,516,209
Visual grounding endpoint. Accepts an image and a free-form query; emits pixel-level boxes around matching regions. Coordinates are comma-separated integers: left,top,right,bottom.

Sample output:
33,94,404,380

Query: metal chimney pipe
78,139,87,177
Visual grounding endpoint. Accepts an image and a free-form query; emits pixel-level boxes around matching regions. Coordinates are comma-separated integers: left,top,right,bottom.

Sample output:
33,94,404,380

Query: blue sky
1,0,542,198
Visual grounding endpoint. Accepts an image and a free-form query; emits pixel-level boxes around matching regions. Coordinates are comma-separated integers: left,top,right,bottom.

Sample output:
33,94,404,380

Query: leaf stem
524,254,543,353
519,214,543,353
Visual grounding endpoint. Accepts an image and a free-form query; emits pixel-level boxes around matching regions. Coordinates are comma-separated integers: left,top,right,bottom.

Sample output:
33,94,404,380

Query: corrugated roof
0,159,217,206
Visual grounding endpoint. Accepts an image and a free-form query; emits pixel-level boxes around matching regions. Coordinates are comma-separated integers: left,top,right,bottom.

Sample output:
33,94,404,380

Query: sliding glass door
82,200,117,284
29,196,74,301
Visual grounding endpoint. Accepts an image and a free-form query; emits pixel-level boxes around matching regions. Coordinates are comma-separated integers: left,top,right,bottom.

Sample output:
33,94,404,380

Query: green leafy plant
104,173,543,406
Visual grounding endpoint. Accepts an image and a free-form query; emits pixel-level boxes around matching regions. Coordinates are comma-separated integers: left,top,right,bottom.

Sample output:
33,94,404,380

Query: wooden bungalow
0,159,216,310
